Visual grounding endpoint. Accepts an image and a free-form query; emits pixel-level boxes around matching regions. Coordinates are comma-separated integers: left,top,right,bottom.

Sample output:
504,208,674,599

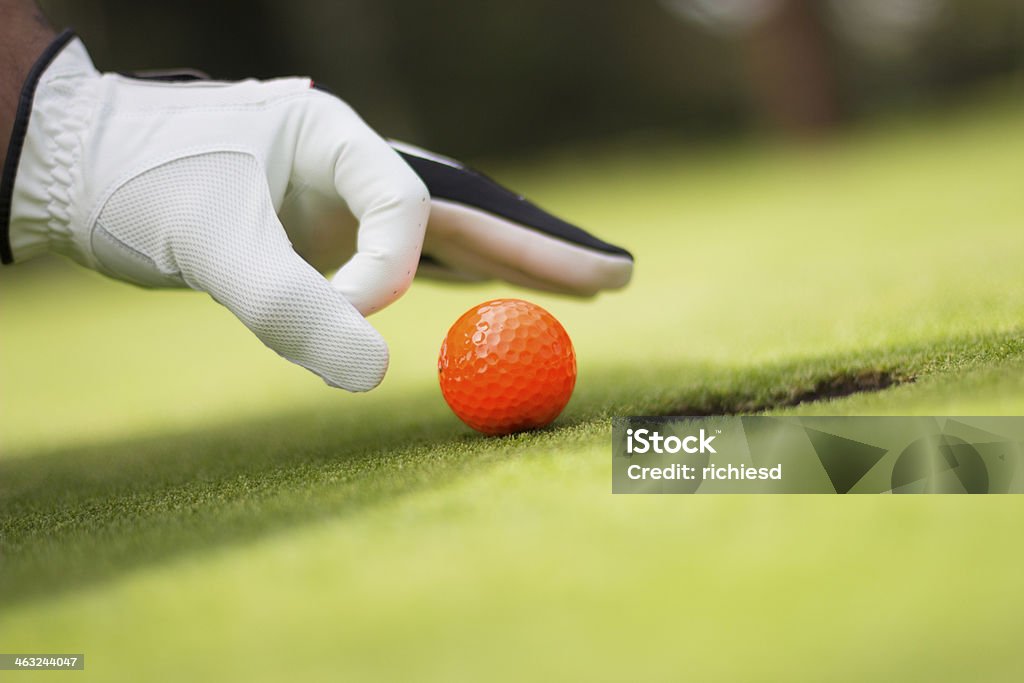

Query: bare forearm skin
1,0,55,170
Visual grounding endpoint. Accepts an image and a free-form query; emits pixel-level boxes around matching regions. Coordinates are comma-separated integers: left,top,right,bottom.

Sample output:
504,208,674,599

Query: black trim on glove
395,150,633,260
119,68,211,82
1,29,77,265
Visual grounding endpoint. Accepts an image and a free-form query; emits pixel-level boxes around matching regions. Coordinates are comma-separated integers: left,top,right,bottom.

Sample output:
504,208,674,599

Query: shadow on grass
1,329,1021,607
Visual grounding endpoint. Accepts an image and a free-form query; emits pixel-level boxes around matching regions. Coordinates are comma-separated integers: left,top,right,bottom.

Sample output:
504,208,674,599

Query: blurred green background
2,1,1024,681
35,0,1024,157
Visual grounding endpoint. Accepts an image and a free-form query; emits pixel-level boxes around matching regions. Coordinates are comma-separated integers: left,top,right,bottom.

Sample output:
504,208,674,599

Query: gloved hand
2,31,633,392
284,139,635,297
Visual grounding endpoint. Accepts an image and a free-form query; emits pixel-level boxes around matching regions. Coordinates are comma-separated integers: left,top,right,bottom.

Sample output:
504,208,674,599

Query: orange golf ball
438,299,577,436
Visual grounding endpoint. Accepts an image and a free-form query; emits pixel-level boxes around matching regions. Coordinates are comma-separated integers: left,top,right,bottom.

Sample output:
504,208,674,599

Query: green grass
2,91,1024,681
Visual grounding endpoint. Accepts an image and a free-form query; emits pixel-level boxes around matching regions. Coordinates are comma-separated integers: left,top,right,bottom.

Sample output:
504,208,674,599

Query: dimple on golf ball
438,299,577,436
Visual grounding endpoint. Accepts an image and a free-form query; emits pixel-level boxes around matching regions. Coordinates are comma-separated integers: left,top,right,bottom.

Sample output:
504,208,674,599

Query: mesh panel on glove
96,152,388,391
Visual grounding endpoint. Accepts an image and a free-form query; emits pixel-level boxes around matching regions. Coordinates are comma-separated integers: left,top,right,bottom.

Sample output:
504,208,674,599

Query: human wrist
0,1,56,170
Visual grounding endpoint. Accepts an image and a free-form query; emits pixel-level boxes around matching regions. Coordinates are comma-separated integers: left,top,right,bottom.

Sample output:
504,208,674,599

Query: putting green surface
2,92,1023,681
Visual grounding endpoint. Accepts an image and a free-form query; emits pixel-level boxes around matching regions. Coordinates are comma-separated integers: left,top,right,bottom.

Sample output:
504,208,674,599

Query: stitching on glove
85,145,263,231
1,30,79,264
92,222,182,279
109,88,311,118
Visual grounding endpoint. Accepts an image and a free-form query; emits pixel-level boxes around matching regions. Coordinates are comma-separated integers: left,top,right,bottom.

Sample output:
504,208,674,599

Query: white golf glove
293,139,634,297
3,31,632,392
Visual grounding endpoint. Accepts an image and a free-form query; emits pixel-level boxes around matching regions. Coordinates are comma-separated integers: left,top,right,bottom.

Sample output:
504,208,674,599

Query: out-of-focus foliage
38,0,1023,157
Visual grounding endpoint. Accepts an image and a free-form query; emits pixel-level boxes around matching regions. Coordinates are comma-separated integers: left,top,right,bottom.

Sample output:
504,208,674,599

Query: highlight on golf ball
438,299,577,436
